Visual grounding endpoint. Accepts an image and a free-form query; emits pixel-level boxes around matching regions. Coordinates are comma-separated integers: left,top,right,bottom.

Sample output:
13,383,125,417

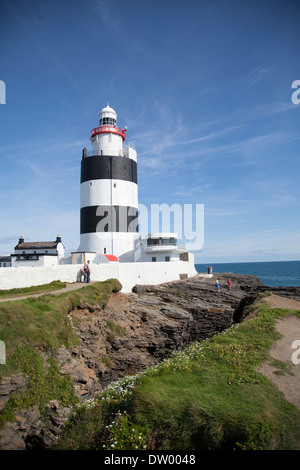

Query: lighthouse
79,105,139,261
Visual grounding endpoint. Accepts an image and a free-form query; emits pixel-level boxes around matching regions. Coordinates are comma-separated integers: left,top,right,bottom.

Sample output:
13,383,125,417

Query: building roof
14,235,63,251
99,104,116,115
0,256,11,262
104,254,119,262
15,241,59,251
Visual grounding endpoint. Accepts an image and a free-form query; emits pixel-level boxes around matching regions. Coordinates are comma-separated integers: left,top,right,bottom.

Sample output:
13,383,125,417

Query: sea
195,260,300,287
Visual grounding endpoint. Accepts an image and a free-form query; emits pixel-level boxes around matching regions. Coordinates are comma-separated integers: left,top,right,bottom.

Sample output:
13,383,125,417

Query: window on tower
100,117,116,126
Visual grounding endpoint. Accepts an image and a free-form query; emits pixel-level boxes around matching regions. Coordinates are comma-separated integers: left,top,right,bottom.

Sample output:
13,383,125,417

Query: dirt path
0,282,89,303
257,294,300,411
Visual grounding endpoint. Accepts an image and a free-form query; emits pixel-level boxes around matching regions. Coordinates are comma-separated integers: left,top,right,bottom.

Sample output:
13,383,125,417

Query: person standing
85,260,91,283
81,265,87,282
227,278,232,290
215,278,220,292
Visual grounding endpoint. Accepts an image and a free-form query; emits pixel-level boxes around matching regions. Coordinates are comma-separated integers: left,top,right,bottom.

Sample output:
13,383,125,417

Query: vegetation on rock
57,299,300,450
0,279,122,430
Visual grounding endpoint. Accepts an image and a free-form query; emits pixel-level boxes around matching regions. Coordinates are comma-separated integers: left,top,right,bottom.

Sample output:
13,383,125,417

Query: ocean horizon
195,260,300,287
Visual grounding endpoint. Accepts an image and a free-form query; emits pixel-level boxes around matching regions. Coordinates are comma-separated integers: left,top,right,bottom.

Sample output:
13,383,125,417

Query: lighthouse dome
99,105,117,126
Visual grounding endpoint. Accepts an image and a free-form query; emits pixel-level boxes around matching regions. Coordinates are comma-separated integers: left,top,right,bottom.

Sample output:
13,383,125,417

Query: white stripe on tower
79,105,139,261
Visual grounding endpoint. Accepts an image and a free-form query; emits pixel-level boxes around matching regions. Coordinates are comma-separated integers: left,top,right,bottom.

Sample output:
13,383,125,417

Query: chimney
56,234,62,244
18,236,24,245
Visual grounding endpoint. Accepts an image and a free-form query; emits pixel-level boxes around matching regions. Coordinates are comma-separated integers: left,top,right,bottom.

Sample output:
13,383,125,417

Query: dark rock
258,285,300,302
93,272,264,386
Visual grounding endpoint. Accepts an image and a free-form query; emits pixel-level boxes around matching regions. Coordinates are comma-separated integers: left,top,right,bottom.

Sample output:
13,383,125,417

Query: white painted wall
122,145,137,162
0,255,197,293
0,260,11,268
117,255,196,292
92,132,123,154
80,180,138,208
133,233,184,263
11,256,60,268
79,232,139,261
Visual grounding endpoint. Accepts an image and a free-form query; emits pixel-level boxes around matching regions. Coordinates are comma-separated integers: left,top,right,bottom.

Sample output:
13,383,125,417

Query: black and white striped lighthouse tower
79,105,139,261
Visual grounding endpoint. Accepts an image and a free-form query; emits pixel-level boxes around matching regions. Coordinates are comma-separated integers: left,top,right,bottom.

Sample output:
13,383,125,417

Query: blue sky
0,0,299,263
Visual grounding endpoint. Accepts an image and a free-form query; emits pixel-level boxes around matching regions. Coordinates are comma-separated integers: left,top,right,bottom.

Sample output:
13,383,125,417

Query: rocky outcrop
0,373,27,414
1,271,298,450
258,285,300,302
70,271,273,387
0,400,72,450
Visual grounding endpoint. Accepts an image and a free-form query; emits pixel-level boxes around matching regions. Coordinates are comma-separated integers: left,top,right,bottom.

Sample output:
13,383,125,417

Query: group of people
215,277,232,292
81,260,91,283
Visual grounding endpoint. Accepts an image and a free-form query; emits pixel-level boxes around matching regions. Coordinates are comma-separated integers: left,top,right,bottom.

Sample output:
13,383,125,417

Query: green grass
0,279,122,357
0,280,67,298
57,300,300,450
0,279,122,428
0,348,78,427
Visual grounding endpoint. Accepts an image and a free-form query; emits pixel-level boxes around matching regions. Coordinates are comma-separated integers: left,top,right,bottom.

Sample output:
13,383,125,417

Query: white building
78,105,139,261
0,256,11,268
11,235,65,267
76,105,186,265
134,233,186,262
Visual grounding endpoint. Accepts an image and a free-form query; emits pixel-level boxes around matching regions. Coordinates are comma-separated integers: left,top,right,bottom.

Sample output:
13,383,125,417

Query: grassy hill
57,299,300,450
1,281,300,450
0,279,121,428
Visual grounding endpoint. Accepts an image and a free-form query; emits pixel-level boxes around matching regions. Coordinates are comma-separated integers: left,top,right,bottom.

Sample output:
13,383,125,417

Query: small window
114,183,116,188
104,248,106,254
165,256,170,262
152,257,156,262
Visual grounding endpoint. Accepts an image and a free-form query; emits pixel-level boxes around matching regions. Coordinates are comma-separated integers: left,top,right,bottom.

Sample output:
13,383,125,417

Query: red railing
90,125,126,141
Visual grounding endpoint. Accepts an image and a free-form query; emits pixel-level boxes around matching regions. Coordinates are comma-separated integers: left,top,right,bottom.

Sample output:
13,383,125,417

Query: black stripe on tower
80,205,139,234
81,155,137,184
